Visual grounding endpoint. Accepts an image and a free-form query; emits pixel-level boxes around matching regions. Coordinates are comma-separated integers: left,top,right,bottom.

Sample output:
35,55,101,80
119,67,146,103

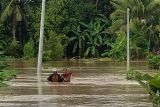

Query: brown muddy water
0,60,154,107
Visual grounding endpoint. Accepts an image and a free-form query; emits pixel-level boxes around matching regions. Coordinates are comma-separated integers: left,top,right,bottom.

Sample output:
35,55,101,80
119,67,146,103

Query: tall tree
0,0,23,42
109,0,160,54
109,0,160,32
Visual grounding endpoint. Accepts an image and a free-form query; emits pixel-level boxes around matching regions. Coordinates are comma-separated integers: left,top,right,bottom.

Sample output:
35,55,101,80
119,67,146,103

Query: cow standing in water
47,68,72,82
47,71,63,82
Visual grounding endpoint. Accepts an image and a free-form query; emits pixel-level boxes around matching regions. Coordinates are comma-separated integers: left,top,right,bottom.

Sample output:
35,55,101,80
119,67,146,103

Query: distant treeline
0,0,160,60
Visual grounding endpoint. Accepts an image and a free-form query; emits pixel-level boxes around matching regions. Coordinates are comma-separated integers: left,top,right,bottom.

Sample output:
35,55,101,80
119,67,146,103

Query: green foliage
0,0,113,59
0,55,15,61
110,0,160,32
126,69,152,80
130,18,149,59
0,0,37,58
23,39,35,59
148,54,160,69
0,0,25,42
70,25,85,57
149,74,160,89
0,70,16,81
52,43,64,60
0,62,9,71
43,31,64,61
108,31,126,60
80,17,108,57
44,0,112,58
45,0,100,34
153,96,160,106
0,40,7,51
128,69,160,105
0,62,17,87
109,0,160,59
127,70,156,97
5,40,20,57
1,0,159,59
43,50,52,61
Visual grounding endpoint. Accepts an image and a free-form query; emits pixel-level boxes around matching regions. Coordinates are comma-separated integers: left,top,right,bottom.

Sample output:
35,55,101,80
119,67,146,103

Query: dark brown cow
47,70,72,82
47,71,63,82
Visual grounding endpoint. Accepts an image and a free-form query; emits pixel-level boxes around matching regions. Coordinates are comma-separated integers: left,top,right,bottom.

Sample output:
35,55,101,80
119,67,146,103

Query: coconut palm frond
0,0,14,24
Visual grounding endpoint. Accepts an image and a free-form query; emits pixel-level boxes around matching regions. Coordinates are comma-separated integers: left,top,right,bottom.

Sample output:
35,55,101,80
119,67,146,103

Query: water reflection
37,69,43,107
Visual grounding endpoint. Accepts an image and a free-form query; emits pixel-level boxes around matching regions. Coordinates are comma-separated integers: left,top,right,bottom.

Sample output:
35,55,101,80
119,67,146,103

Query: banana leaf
149,79,160,89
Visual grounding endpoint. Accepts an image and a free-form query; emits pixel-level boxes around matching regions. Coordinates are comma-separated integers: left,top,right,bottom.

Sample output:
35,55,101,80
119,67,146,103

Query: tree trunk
78,39,81,57
13,16,16,42
96,0,99,10
13,27,16,42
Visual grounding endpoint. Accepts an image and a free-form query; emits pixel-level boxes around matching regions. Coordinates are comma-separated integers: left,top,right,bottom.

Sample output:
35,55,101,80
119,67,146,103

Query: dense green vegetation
0,62,17,87
0,0,160,60
148,54,160,69
127,69,160,106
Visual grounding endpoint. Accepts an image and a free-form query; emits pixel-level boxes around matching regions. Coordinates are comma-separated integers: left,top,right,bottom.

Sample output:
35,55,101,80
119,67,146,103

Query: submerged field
0,60,154,107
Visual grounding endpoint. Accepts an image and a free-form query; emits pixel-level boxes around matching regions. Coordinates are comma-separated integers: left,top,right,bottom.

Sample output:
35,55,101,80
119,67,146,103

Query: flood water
0,60,154,107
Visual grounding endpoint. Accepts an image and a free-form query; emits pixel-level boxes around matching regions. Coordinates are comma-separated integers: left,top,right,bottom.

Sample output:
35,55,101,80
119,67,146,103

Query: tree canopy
0,0,159,60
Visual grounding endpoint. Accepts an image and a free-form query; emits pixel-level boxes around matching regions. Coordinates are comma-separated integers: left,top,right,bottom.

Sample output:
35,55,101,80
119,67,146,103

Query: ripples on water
0,60,153,107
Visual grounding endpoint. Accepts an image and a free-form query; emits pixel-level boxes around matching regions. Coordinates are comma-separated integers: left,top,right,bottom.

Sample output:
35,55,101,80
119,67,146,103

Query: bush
43,50,52,61
147,54,160,69
0,55,15,61
108,31,126,60
0,70,17,81
153,96,160,106
23,39,35,59
52,43,64,60
126,69,152,80
5,40,20,57
128,69,160,106
0,62,9,71
0,40,7,51
0,62,17,87
43,44,63,61
43,31,64,61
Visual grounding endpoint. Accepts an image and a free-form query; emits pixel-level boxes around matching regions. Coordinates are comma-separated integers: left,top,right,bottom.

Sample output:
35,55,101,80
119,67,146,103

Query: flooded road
0,60,153,107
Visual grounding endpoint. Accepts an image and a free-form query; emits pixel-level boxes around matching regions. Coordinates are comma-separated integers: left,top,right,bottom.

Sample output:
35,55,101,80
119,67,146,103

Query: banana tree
80,19,105,57
70,25,86,57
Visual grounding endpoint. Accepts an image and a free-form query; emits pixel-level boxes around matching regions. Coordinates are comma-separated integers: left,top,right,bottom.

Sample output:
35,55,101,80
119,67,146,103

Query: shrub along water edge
127,69,160,106
0,62,17,87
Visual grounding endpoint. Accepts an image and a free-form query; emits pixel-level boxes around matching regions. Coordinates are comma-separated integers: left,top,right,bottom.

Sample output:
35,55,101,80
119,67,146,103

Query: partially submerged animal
47,69,72,82
47,71,63,82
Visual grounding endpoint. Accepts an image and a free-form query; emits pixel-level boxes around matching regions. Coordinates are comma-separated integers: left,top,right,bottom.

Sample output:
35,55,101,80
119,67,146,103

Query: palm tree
110,0,160,54
70,25,86,57
0,0,25,42
96,0,99,9
109,0,160,32
129,18,149,58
